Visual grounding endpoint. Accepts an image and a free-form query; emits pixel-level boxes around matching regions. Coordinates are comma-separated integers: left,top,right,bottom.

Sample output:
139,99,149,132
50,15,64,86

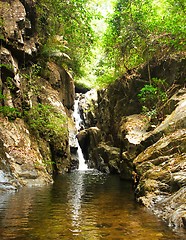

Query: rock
0,0,77,188
46,62,75,110
68,116,79,170
78,89,98,127
119,152,134,180
39,79,72,173
154,187,186,229
141,88,186,148
0,118,53,189
86,55,186,230
91,143,120,174
0,0,38,60
119,114,150,145
1,0,26,41
0,47,19,81
77,127,101,162
96,76,145,145
152,89,186,134
131,89,186,229
134,128,186,228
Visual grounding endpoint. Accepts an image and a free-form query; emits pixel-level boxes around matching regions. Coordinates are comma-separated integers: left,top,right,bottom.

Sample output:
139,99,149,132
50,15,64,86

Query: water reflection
0,170,185,240
68,171,84,228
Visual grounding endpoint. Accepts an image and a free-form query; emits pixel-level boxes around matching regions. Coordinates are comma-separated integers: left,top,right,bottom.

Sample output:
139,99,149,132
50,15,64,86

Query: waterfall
73,95,88,171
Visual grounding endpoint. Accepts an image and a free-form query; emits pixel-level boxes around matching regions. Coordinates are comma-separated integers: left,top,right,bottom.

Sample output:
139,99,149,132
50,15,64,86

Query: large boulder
77,127,101,163
90,142,120,174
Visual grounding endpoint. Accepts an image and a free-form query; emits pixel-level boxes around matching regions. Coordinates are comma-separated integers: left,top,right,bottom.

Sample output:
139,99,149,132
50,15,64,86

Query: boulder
91,143,121,174
77,127,101,163
119,114,150,145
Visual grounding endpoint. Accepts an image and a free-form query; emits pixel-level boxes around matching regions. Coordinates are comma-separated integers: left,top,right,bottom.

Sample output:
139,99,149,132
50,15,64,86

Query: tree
36,0,95,76
103,0,186,76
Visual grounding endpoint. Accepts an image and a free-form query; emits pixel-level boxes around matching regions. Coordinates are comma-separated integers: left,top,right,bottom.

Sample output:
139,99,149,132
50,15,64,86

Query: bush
138,78,168,117
24,104,68,142
0,106,21,120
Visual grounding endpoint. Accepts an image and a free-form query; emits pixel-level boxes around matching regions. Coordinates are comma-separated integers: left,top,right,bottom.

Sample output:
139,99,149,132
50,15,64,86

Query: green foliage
0,93,6,100
0,63,13,72
138,78,168,116
41,36,70,60
96,69,118,87
0,17,5,40
0,106,21,120
22,64,41,80
6,77,15,90
36,0,95,77
21,64,42,97
103,0,186,76
25,104,68,142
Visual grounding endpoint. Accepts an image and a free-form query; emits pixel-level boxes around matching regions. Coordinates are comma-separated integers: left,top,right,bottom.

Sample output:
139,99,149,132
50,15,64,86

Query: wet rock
91,143,120,174
78,89,98,127
154,187,186,229
77,127,101,162
68,117,79,170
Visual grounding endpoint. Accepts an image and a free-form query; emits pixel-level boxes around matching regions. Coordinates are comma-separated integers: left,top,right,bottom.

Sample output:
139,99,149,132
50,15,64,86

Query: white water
73,95,88,171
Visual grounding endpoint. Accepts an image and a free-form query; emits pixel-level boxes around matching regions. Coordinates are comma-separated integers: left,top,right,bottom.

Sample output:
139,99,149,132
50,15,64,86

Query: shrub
25,104,68,142
0,106,21,120
138,78,168,117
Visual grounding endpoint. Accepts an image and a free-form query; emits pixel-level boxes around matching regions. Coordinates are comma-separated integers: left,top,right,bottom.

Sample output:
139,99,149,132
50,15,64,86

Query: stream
0,95,185,240
0,170,185,240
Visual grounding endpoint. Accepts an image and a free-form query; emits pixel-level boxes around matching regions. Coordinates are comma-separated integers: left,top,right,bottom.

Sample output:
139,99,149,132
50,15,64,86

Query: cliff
0,0,75,190
79,55,186,229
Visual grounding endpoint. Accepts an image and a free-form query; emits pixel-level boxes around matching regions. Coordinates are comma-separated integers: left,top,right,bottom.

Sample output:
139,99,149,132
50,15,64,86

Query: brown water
0,170,185,240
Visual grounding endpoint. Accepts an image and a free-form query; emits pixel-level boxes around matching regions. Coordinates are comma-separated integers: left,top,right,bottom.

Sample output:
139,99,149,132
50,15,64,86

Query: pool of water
0,170,185,240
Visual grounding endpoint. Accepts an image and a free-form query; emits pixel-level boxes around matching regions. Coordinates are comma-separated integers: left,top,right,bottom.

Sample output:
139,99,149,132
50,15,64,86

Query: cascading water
73,94,88,171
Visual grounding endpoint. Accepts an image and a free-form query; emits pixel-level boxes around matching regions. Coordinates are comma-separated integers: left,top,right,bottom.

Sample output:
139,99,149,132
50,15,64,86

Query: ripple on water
0,171,185,240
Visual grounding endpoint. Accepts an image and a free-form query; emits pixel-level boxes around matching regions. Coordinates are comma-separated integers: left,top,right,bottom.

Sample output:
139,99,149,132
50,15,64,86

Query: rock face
82,56,186,230
133,89,186,229
0,0,38,60
0,118,52,189
0,0,75,190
